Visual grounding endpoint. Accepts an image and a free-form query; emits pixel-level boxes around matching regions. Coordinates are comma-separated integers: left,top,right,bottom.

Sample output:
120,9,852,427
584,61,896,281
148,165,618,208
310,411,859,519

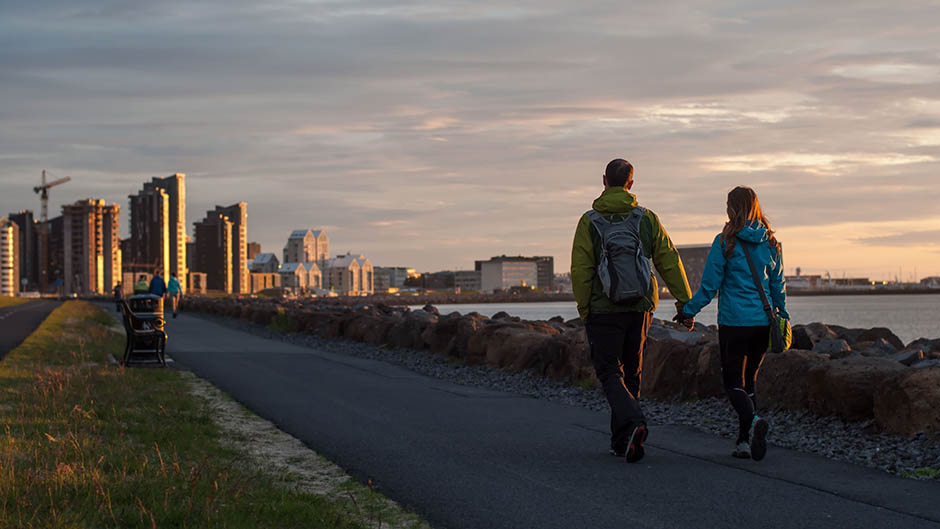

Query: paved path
161,312,940,529
0,300,61,360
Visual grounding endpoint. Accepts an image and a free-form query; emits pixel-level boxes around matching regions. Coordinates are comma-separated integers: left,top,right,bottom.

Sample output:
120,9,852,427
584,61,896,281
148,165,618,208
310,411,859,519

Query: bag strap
737,237,777,323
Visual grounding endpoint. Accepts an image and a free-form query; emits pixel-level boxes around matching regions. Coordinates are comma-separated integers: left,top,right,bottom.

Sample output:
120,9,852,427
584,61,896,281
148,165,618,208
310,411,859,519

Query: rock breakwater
182,296,940,437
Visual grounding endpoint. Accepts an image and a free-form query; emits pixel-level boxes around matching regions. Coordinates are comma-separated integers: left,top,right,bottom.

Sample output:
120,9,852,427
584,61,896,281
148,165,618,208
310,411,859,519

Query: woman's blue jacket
682,222,789,326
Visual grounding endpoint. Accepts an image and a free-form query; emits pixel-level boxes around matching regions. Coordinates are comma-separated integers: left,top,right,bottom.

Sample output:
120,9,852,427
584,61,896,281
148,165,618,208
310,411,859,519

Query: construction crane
33,170,71,224
34,170,71,293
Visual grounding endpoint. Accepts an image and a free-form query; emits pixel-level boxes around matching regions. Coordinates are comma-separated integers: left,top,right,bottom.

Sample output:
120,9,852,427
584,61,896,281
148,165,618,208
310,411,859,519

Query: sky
1,1,939,280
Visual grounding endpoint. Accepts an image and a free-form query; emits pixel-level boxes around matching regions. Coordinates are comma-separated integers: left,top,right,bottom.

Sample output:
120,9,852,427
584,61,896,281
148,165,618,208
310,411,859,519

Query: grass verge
0,296,31,308
0,301,429,528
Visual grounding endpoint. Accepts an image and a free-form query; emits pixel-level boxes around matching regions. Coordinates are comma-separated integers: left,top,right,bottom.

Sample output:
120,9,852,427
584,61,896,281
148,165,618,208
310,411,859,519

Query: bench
118,299,167,367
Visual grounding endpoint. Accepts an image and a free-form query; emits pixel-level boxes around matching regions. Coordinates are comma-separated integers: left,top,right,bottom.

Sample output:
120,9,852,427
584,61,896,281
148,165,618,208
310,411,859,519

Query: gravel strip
191,312,940,480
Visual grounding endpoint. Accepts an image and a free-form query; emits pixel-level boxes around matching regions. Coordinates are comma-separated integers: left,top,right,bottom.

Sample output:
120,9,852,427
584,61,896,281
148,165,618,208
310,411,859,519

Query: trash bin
128,294,165,332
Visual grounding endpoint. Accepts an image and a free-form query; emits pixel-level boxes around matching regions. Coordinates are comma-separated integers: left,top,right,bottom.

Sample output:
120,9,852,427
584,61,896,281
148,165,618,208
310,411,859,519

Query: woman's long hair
721,186,780,257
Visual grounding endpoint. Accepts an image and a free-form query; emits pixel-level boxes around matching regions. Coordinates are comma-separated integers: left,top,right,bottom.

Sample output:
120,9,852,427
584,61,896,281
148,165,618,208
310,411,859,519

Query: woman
166,273,182,319
678,186,788,461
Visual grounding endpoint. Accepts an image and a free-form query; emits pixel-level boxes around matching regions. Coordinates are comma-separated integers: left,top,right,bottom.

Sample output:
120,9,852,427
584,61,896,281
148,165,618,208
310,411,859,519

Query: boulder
812,338,851,356
386,310,437,349
912,359,940,369
343,313,396,345
791,326,815,351
422,303,440,316
806,356,907,421
856,327,905,351
906,338,940,353
679,340,724,400
640,338,699,399
452,314,488,359
464,323,553,370
491,311,512,320
549,329,594,382
804,323,839,344
886,348,925,366
873,367,940,436
548,315,565,323
758,350,829,410
648,323,707,345
856,338,898,357
421,313,461,355
828,325,866,346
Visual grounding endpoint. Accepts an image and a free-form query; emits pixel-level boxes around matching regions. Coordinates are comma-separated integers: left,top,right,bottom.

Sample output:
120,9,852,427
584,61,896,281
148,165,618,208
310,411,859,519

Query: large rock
906,338,940,353
679,340,724,400
421,313,461,355
790,326,815,351
886,348,925,366
856,338,898,357
812,338,851,356
804,323,839,344
873,367,940,436
828,325,866,346
856,327,905,351
464,323,554,371
343,313,396,344
807,357,907,421
758,350,829,410
386,310,437,349
648,323,707,345
640,338,699,399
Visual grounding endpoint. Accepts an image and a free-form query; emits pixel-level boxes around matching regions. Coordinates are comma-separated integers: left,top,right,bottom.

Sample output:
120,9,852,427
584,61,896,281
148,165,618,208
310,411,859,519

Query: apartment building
475,256,554,290
327,253,373,296
250,252,279,273
479,259,538,293
283,229,329,265
192,211,233,293
60,199,121,295
6,210,37,291
0,217,19,296
211,203,248,294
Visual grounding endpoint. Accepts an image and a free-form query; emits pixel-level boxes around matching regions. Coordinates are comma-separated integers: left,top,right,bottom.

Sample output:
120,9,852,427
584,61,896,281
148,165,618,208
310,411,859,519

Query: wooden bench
118,299,167,367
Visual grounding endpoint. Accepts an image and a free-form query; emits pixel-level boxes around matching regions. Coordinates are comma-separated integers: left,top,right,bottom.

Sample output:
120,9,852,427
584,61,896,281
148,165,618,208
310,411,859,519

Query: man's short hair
605,159,634,187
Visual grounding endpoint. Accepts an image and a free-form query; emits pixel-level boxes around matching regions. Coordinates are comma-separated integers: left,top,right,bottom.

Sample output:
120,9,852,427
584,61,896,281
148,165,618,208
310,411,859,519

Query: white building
283,229,329,264
480,259,538,293
327,253,373,296
1,217,19,296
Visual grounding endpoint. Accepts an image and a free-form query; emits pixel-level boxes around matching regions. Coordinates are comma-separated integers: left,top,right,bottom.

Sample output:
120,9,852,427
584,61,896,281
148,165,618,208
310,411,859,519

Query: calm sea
411,294,940,345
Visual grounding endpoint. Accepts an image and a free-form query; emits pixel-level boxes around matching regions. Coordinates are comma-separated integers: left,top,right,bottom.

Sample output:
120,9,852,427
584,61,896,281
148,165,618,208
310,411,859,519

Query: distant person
134,275,149,294
149,269,167,297
166,273,182,318
113,281,123,312
571,158,693,463
677,186,789,461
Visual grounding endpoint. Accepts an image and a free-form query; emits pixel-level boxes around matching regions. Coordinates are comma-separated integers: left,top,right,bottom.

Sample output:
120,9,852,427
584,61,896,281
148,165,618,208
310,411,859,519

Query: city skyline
2,2,939,280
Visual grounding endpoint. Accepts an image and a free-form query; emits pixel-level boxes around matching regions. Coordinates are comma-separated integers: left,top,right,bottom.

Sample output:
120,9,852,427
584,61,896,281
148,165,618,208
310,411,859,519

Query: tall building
479,259,538,293
7,210,38,291
283,229,329,265
211,203,248,294
127,174,187,290
193,211,233,293
0,217,20,296
475,256,553,291
247,241,261,260
61,199,121,295
46,215,65,293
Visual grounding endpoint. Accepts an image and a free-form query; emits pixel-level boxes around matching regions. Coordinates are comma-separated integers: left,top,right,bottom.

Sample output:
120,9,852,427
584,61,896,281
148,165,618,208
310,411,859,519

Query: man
112,281,123,312
148,269,167,297
571,159,693,463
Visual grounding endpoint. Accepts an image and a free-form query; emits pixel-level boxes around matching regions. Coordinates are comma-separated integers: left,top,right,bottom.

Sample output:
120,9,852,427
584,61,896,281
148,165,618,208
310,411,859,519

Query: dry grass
0,301,429,529
0,296,31,308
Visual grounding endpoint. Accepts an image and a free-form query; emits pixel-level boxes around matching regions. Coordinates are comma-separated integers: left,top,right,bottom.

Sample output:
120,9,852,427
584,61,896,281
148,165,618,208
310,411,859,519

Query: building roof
254,253,277,264
289,229,311,239
278,263,304,273
329,253,362,269
302,262,321,273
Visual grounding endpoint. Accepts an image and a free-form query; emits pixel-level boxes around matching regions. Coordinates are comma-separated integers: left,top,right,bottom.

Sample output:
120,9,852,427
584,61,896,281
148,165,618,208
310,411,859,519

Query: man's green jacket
571,187,692,320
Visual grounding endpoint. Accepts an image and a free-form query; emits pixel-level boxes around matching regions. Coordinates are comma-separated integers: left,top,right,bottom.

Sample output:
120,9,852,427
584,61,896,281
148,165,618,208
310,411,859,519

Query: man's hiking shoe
732,441,751,459
750,416,769,461
625,425,648,463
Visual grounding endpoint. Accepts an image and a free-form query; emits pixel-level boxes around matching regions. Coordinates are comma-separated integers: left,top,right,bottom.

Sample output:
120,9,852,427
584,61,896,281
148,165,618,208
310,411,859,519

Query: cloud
1,0,940,276
855,230,940,248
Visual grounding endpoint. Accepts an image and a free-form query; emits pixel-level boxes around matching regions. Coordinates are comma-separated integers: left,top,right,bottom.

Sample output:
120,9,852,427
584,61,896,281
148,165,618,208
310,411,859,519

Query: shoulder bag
738,237,792,353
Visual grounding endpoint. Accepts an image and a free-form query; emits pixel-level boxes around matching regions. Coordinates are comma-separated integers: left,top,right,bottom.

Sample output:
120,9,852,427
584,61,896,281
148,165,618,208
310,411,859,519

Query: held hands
672,311,695,330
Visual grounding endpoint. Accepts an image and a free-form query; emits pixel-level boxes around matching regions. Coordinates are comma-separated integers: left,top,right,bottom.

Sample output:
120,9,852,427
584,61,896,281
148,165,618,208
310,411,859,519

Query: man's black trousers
585,311,652,451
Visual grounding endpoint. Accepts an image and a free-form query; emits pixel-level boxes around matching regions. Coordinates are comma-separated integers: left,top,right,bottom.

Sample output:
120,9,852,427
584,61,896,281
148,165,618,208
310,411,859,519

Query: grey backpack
585,208,652,304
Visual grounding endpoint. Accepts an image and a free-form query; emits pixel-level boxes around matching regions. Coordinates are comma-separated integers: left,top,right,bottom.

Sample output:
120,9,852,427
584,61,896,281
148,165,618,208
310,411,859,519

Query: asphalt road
160,312,940,529
0,300,61,360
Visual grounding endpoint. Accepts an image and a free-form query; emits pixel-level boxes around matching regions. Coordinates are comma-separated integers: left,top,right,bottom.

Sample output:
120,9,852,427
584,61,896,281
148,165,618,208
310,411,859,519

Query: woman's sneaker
625,425,648,463
732,441,751,459
750,416,769,461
